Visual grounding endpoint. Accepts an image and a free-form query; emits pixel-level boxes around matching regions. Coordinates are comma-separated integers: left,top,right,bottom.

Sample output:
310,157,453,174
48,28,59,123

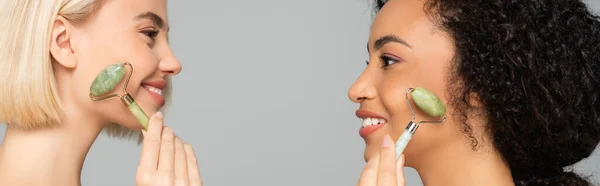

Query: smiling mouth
361,117,388,128
143,85,163,96
356,110,389,138
141,80,166,107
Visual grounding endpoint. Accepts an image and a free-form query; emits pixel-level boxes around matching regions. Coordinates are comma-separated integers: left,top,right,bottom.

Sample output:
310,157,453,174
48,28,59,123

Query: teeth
361,118,387,128
144,86,162,96
380,119,388,124
362,118,371,127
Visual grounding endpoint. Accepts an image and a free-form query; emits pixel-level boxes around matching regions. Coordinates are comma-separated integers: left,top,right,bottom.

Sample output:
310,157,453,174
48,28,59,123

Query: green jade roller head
89,62,150,130
395,87,447,160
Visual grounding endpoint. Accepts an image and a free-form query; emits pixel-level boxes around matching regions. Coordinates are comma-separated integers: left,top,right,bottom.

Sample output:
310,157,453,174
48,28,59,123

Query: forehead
368,0,433,48
94,0,169,26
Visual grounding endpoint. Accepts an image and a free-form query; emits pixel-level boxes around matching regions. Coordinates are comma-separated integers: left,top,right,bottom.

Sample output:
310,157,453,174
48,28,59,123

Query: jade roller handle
121,93,150,130
395,121,418,160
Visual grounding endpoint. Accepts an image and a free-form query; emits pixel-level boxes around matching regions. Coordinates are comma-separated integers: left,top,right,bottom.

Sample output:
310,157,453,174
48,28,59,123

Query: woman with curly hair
348,0,600,185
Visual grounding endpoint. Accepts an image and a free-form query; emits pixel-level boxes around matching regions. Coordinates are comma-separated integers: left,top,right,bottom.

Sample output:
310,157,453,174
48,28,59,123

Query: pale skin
0,0,201,185
350,0,515,185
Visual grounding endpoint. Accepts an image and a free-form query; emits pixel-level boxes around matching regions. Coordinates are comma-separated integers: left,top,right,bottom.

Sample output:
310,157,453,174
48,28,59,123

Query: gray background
2,0,600,185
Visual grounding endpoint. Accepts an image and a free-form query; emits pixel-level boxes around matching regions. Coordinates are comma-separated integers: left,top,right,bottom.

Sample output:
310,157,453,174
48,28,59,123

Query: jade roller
89,62,150,130
395,87,447,160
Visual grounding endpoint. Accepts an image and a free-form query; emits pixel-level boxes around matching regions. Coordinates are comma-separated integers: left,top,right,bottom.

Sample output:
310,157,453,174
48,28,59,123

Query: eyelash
365,54,403,68
379,55,401,67
141,29,159,42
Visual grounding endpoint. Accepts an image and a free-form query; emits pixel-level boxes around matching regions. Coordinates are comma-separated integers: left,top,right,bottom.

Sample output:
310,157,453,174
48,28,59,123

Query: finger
184,143,202,186
158,126,176,178
138,112,164,171
397,154,406,186
174,137,189,186
377,134,398,185
357,153,380,186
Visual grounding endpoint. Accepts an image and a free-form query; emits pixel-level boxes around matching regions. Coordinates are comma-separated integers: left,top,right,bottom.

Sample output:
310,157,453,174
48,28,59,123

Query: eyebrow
367,35,412,52
134,12,169,31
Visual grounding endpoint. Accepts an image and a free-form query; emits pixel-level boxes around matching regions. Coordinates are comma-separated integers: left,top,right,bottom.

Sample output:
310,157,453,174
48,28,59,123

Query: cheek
378,68,450,159
70,29,159,126
71,31,123,100
379,75,413,139
124,48,160,95
84,31,158,92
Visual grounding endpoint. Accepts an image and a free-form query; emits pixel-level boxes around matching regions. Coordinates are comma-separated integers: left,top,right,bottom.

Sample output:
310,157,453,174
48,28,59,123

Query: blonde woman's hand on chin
136,112,202,186
357,135,406,186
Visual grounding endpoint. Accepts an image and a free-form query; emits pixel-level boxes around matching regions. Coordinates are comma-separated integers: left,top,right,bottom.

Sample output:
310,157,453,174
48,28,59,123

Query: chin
362,124,392,162
363,148,375,162
362,138,384,162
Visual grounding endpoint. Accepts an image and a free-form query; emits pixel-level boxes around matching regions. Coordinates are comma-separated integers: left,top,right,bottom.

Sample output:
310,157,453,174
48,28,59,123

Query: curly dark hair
374,0,600,185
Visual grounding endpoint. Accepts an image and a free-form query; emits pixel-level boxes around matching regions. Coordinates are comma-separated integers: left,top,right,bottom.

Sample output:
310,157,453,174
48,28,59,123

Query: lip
359,124,385,138
356,109,387,138
142,79,167,90
355,109,386,119
142,79,167,107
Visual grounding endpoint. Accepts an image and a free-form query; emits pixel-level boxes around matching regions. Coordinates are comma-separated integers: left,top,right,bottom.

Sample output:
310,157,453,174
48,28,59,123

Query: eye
379,54,402,67
141,29,159,41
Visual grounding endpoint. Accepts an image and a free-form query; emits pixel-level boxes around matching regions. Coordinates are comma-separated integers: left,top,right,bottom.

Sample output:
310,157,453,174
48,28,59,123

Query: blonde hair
0,0,171,143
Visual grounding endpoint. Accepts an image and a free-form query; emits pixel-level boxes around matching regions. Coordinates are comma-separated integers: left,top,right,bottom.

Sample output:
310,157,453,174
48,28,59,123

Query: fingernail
154,111,163,119
382,134,392,147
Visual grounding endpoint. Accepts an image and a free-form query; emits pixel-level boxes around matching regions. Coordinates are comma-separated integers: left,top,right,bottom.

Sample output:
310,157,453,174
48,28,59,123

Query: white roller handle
395,129,413,160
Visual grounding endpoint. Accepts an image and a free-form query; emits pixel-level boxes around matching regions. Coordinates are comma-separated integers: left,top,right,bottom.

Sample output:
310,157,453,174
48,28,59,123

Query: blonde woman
0,0,202,185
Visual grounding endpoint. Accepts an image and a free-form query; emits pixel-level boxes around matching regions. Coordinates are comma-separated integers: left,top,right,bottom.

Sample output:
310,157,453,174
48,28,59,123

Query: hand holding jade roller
89,63,150,130
395,87,447,160
89,63,203,185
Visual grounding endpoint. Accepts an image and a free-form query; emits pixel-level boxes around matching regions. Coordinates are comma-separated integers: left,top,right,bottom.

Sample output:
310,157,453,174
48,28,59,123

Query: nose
348,68,377,103
159,47,182,76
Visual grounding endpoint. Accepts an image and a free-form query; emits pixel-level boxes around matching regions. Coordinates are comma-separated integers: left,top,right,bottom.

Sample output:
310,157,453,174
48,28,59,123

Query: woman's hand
136,112,203,186
357,134,406,186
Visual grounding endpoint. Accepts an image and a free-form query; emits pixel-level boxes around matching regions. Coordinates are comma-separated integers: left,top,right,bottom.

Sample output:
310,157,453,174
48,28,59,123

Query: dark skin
351,0,600,185
350,0,513,185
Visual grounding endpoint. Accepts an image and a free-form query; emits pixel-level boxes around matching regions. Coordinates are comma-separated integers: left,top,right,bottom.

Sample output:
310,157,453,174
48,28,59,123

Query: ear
49,16,77,69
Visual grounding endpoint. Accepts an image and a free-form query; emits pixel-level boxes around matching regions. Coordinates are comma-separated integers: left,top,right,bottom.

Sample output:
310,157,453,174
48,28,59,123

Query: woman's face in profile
58,0,181,129
348,0,459,165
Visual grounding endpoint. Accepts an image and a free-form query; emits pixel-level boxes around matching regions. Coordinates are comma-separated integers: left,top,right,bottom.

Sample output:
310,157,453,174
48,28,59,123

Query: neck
413,139,515,186
0,111,104,186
